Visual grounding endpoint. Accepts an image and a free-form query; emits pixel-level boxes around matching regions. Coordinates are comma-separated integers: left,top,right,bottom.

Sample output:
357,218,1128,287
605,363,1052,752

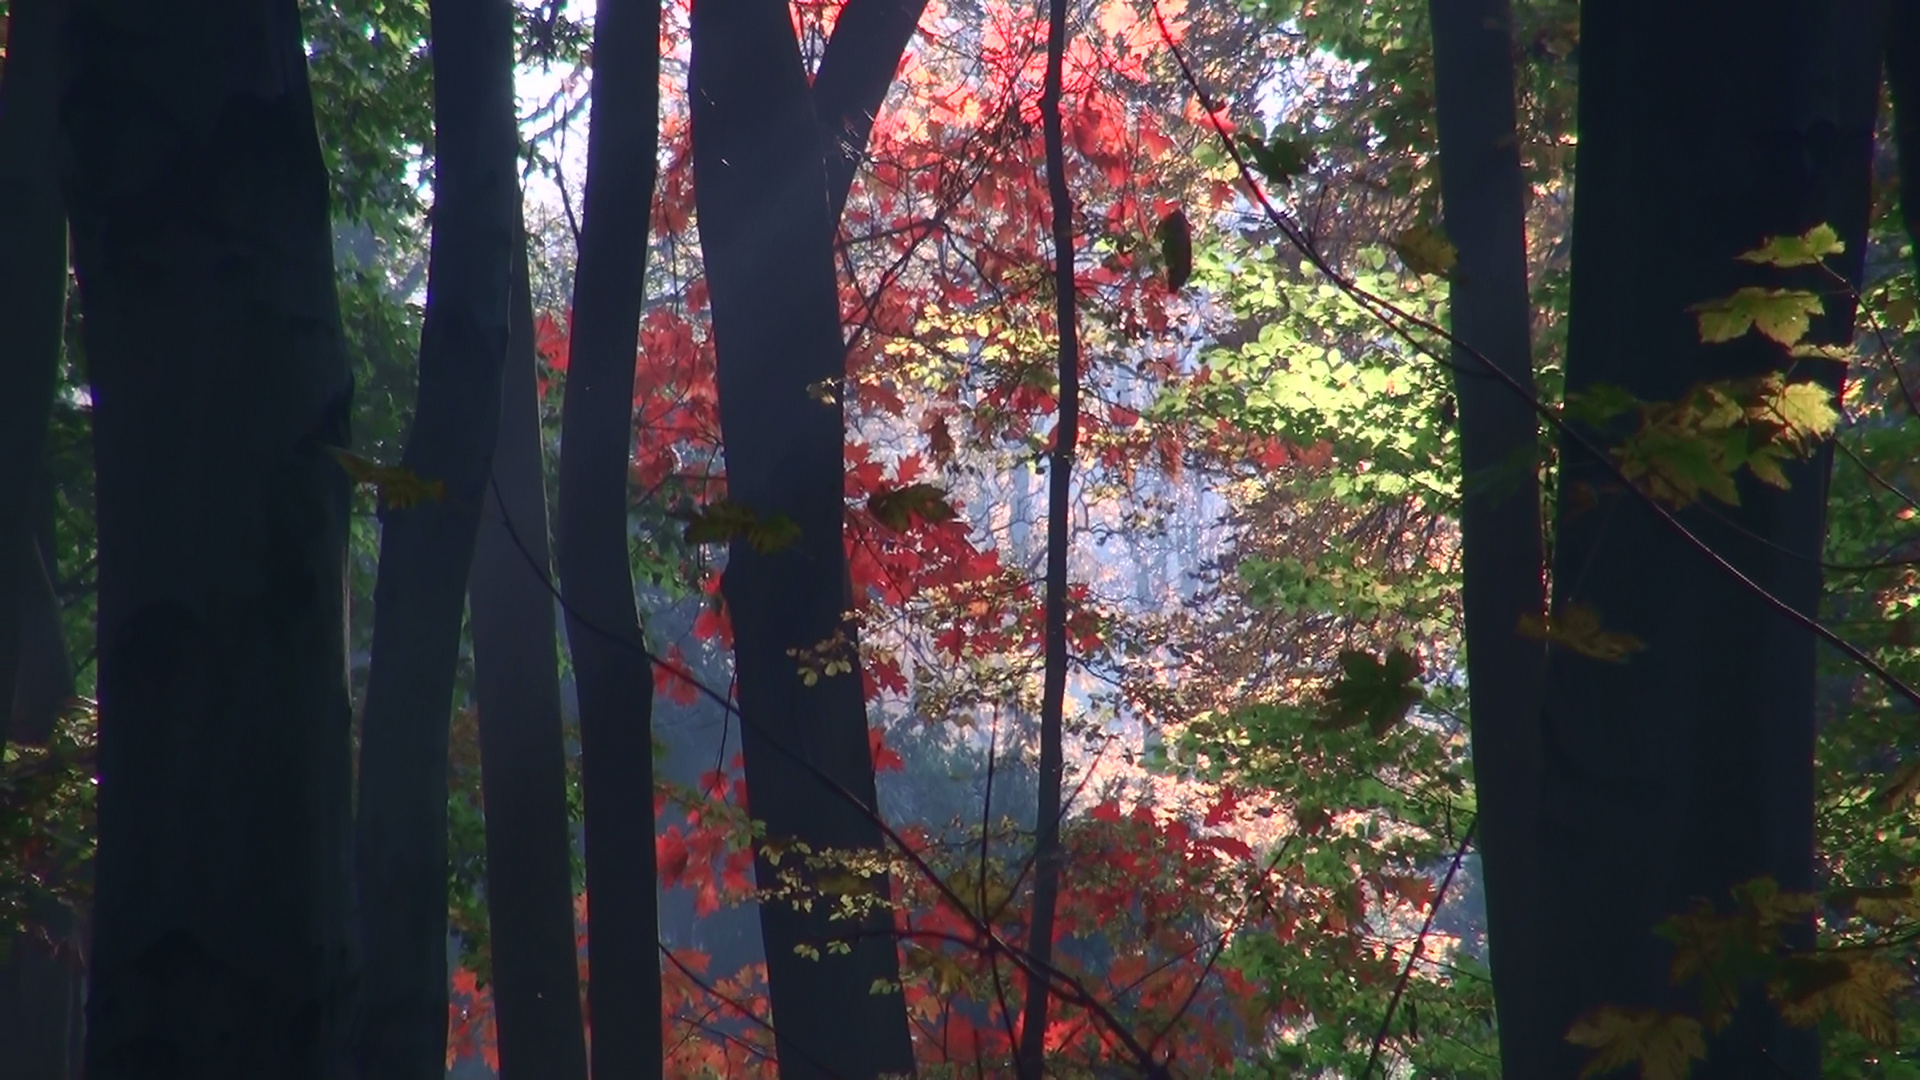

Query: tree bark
60,0,358,1073
468,233,590,1080
1527,2,1879,1075
1423,1,1548,1074
551,0,665,1074
350,0,521,1074
0,0,67,750
687,1,922,1074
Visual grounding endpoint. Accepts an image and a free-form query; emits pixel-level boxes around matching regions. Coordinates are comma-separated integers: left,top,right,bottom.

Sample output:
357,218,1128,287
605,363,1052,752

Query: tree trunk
0,530,83,1080
552,0,665,1073
1423,1,1548,1073
1527,3,1879,1075
686,1,920,1074
1887,1,1920,270
0,0,67,750
60,0,358,1073
351,0,521,1074
468,233,590,1080
1015,0,1080,1068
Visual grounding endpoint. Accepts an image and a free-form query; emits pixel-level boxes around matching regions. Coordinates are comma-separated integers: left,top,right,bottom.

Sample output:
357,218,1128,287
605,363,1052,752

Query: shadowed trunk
1424,1,1547,1073
0,0,66,750
686,0,922,1074
1527,2,1878,1075
551,0,665,1073
60,0,358,1073
468,233,590,1080
351,0,521,1074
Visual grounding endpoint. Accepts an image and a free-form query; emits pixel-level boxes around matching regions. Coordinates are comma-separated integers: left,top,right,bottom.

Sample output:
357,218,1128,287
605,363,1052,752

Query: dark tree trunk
0,0,67,750
1423,1,1548,1073
551,0,665,1074
60,0,358,1074
1527,2,1879,1075
686,1,920,1074
0,530,83,1080
1888,2,1920,268
468,234,590,1080
350,0,521,1074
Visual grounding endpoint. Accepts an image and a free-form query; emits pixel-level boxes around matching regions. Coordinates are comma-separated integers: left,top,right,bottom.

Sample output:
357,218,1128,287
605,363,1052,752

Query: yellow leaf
1390,225,1457,277
1567,1008,1707,1080
327,447,446,510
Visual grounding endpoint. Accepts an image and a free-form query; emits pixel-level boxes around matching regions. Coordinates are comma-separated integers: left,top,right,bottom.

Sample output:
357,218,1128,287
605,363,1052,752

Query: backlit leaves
1566,1008,1707,1080
1606,375,1837,508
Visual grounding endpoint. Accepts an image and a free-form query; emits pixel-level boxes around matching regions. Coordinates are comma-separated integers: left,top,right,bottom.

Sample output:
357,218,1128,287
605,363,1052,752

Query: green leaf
1736,223,1845,268
1688,287,1824,346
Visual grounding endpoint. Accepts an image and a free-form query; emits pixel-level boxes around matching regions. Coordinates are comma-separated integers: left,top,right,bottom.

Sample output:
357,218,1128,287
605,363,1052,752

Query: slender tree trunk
1423,2,1547,1073
686,2,921,1074
351,0,521,1074
1015,0,1079,1069
1527,3,1878,1075
0,0,66,750
468,233,590,1080
552,0,665,1073
61,0,358,1073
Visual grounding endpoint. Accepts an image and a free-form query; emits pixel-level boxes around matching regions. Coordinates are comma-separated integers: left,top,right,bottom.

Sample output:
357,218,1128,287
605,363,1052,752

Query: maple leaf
867,481,958,531
1566,1007,1707,1080
1317,648,1422,736
1736,223,1845,268
1774,955,1901,1045
1688,287,1824,346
